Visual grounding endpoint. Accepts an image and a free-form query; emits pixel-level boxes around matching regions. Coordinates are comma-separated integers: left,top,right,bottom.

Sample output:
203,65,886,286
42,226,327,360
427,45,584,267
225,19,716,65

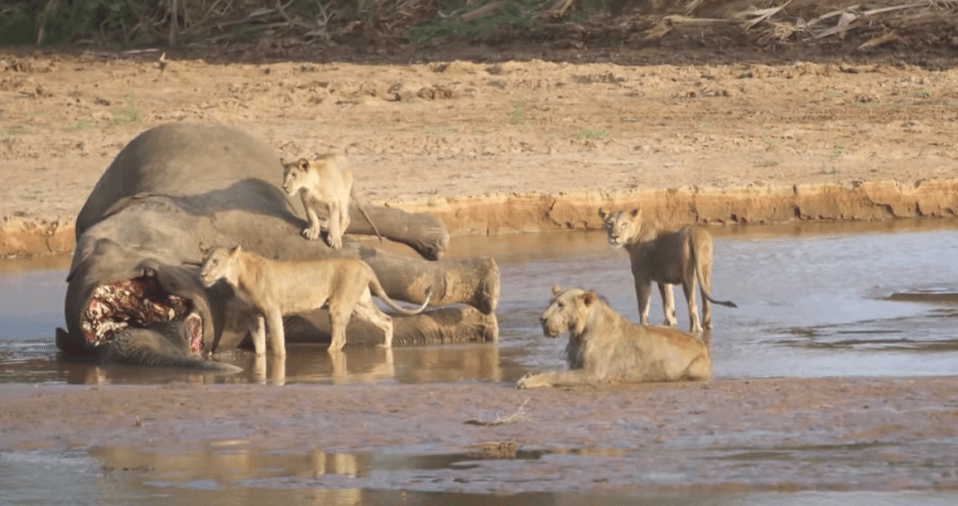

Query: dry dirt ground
2,10,958,494
2,32,958,254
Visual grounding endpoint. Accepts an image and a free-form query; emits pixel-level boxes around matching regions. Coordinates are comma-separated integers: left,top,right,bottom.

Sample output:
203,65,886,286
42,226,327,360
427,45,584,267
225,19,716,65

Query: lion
517,286,711,388
281,154,383,249
598,208,736,333
199,244,431,354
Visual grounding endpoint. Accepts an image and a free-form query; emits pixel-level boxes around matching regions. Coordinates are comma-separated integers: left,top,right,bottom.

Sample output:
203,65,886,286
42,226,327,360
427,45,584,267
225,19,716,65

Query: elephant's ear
551,285,563,296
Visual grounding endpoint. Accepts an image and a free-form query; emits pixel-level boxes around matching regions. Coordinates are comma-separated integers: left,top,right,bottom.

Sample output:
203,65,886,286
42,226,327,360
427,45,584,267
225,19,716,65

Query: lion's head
540,285,599,338
598,208,642,247
280,157,312,196
199,245,241,288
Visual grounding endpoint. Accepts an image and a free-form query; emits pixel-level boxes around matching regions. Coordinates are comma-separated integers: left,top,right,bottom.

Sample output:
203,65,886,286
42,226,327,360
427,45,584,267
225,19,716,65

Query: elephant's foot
283,307,498,346
461,257,499,315
392,307,498,346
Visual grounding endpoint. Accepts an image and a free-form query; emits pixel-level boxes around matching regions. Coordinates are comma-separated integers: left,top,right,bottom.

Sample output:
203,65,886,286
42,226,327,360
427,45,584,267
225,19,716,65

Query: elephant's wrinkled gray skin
58,122,499,369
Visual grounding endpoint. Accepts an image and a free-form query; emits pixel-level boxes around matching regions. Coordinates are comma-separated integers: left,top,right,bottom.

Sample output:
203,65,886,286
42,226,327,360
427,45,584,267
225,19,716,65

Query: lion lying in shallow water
517,286,711,388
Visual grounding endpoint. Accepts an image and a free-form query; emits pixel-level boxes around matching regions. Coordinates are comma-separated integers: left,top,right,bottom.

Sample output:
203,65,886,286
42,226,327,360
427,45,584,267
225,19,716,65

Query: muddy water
4,445,958,506
3,220,958,505
2,219,958,384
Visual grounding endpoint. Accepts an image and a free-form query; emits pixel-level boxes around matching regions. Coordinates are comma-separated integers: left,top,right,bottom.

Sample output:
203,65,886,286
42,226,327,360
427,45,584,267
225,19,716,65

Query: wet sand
3,376,958,493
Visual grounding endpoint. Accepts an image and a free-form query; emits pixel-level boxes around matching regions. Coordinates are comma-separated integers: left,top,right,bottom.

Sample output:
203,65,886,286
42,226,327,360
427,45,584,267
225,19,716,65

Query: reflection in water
4,446,958,506
3,220,958,383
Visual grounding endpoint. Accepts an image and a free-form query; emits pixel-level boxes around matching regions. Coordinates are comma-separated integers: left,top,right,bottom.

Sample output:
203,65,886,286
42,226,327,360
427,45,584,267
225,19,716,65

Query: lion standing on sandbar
517,286,711,388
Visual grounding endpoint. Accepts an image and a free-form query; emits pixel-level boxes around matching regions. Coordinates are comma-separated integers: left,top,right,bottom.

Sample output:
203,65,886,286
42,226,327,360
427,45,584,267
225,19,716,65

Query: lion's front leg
264,308,287,357
249,315,267,356
302,202,325,241
326,202,344,249
517,369,597,389
658,282,677,328
634,278,653,325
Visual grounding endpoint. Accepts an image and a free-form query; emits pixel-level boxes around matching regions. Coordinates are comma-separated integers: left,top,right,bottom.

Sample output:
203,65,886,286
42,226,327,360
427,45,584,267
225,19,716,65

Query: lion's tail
368,276,432,316
689,233,737,308
351,191,384,242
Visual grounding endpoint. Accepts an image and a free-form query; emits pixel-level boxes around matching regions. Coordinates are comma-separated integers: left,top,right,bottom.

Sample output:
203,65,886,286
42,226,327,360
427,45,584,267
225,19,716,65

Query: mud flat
2,376,958,494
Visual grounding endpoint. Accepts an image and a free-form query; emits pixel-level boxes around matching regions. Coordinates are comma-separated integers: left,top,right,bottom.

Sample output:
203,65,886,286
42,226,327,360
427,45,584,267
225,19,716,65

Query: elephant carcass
57,122,500,368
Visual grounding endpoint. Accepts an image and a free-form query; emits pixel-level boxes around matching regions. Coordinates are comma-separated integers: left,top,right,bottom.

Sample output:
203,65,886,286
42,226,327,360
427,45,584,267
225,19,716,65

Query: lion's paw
516,373,547,389
326,234,343,249
302,227,321,241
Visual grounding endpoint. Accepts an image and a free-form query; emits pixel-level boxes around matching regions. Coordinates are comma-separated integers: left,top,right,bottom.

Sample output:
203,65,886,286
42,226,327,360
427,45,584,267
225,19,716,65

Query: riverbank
3,49,958,256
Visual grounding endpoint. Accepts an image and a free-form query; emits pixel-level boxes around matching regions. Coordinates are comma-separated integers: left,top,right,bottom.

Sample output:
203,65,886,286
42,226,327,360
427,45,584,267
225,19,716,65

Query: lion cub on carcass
599,208,736,333
517,286,711,388
200,245,431,354
281,154,383,249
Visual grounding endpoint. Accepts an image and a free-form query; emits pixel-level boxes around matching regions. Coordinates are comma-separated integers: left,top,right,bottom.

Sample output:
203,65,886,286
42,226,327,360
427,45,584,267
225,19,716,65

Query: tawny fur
598,208,736,333
517,286,711,388
281,154,382,249
200,245,430,354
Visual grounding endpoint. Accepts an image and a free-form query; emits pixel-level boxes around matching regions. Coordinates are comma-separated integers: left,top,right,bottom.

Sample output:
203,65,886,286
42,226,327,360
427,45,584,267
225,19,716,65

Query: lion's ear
297,158,310,170
597,208,608,220
580,291,596,306
229,245,242,256
279,157,287,166
629,208,641,218
198,241,209,254
551,285,563,296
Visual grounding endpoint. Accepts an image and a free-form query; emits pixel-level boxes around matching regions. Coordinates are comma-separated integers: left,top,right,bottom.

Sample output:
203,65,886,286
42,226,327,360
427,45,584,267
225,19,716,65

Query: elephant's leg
283,306,497,346
347,205,449,261
357,246,499,315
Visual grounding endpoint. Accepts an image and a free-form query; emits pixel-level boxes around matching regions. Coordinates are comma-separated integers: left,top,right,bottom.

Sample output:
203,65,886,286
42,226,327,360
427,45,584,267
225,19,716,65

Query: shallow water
2,219,958,384
3,219,958,504
3,446,958,506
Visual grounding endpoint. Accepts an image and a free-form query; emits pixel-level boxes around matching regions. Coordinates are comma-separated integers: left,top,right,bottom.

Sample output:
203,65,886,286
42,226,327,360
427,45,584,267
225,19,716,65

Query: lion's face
281,158,310,195
200,246,239,287
599,208,642,247
539,286,596,338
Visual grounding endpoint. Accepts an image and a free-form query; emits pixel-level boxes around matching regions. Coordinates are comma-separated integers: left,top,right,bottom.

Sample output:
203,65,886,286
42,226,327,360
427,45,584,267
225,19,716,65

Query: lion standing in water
517,286,711,388
599,208,736,333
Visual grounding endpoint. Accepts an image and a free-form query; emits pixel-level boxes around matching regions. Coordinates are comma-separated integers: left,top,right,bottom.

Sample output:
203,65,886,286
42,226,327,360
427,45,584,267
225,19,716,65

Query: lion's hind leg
682,353,712,381
658,282,677,327
682,278,702,333
326,302,352,351
351,298,395,348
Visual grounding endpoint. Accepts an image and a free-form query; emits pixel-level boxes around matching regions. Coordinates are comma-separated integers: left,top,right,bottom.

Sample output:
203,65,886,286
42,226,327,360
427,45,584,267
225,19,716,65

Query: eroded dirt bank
3,50,958,256
3,376,958,492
